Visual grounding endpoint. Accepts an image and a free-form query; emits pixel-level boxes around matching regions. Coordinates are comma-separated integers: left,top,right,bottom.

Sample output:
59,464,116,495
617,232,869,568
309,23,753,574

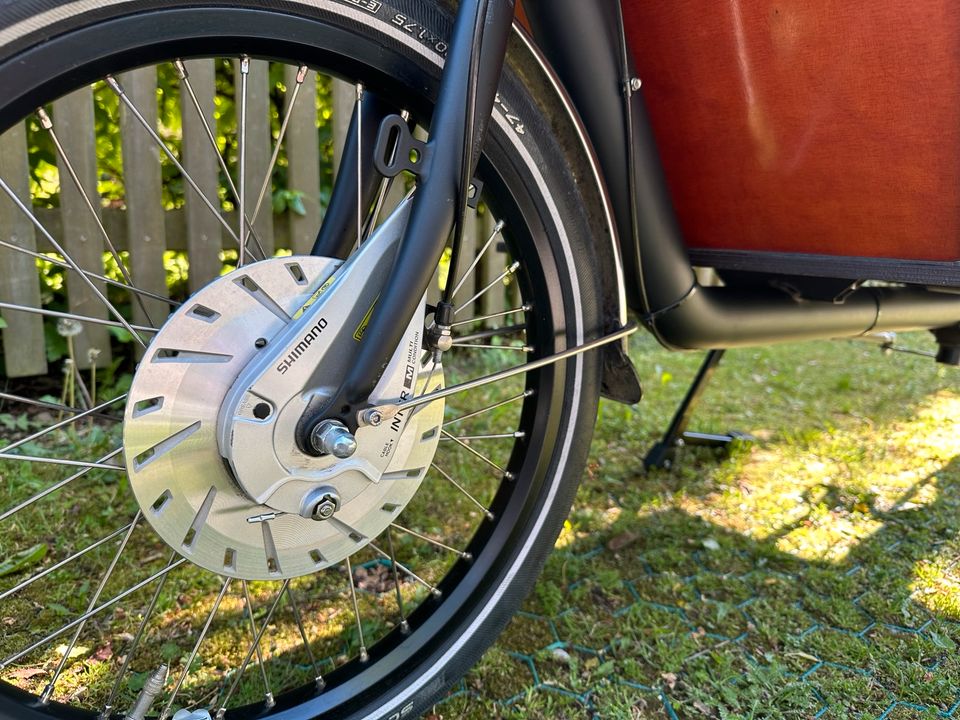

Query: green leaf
0,317,7,328
0,543,48,578
108,326,134,344
288,193,307,216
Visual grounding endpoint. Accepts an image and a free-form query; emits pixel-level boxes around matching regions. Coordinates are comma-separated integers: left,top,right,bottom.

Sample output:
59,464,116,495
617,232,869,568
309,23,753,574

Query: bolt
310,420,357,458
254,337,268,348
363,409,384,427
253,402,271,420
628,77,642,91
313,497,338,520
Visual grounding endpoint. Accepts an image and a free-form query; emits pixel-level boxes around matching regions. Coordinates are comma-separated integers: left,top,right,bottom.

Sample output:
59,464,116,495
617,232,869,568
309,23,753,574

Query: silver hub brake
123,200,444,580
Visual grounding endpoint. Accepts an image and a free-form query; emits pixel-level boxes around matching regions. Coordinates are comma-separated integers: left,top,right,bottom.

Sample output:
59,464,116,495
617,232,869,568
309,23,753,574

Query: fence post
0,122,47,377
53,87,112,369
284,66,321,255
180,59,222,294
236,58,275,258
119,67,169,337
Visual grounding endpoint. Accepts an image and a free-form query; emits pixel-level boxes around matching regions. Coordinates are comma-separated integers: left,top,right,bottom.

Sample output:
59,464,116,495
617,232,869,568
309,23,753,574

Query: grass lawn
0,328,957,719
439,330,960,719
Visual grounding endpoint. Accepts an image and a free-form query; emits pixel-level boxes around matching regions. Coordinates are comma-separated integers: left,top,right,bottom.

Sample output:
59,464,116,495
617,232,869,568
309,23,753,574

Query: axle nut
310,419,358,459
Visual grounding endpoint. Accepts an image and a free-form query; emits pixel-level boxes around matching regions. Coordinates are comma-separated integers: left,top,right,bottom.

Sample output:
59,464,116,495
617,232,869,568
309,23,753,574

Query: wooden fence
0,61,515,378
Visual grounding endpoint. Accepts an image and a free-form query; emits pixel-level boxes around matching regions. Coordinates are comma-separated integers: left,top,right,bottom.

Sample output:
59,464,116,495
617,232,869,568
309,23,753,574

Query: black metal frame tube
298,0,515,444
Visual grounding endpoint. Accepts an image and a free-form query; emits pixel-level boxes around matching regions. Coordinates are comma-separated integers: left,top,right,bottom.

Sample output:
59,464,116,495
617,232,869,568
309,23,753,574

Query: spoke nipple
524,389,536,397
105,75,123,94
239,55,251,74
486,511,496,521
355,83,365,101
315,677,326,691
503,471,515,481
173,59,189,79
462,552,473,562
297,64,309,83
522,346,534,354
36,107,52,130
508,260,521,273
400,620,411,634
39,683,53,704
264,692,276,709
360,648,369,663
216,708,226,720
431,589,443,599
522,303,534,312
494,220,506,233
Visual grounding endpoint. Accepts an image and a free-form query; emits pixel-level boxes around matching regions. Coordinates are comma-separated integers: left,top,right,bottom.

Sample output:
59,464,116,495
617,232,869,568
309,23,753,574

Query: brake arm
295,0,516,450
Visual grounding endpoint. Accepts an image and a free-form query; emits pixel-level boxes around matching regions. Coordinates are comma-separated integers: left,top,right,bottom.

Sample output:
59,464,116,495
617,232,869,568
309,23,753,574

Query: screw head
364,409,384,427
255,337,268,349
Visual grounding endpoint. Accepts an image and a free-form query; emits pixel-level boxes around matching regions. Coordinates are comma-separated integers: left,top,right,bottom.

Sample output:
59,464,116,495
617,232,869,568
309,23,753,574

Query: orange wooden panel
623,0,960,261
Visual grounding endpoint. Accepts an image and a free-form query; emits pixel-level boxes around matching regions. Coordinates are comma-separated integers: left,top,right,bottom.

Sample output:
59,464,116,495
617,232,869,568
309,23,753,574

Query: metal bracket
373,115,430,178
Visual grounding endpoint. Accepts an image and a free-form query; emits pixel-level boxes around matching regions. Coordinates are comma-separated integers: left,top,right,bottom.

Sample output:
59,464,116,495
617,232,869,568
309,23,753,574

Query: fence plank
452,207,478,312
53,86,112,369
180,59,222,294
331,79,355,178
0,123,47,377
480,210,507,319
119,68,168,337
237,58,274,258
284,66,320,255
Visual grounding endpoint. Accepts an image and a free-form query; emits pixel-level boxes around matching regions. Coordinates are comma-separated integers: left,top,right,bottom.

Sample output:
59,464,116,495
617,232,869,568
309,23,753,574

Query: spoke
37,108,157,328
344,555,368,662
454,260,519,317
0,452,124,471
0,558,188,668
390,523,472,561
40,511,143,703
0,174,149,349
2,393,125,460
454,323,527,344
0,448,122,522
451,342,532,353
285,584,325,689
449,219,505,302
106,75,244,255
160,577,233,720
443,390,532,428
238,56,250,267
385,528,409,634
242,580,276,708
0,301,156,335
450,304,531,328
368,542,441,598
249,64,308,229
99,551,178,720
365,324,638,422
0,520,133,600
354,84,364,253
430,463,494,521
440,431,525,442
215,580,289,719
0,238,179,306
440,429,512,479
0,390,121,422
174,60,266,260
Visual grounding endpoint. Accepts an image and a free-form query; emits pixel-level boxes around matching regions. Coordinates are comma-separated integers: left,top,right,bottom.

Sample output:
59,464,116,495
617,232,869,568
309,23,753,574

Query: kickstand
643,349,752,469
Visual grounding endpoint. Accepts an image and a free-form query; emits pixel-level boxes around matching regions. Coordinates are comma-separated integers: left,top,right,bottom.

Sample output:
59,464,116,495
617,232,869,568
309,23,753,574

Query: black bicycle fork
295,0,515,450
